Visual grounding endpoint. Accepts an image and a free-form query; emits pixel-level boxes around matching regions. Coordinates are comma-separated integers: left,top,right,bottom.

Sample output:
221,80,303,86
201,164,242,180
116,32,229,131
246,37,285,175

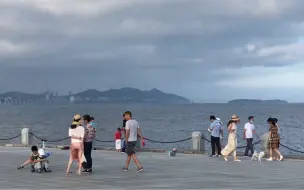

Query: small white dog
251,151,265,162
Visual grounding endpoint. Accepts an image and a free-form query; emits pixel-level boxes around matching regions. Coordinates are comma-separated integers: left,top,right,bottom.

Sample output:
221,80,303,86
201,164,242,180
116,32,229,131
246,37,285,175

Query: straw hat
72,121,80,125
230,114,240,121
73,114,81,120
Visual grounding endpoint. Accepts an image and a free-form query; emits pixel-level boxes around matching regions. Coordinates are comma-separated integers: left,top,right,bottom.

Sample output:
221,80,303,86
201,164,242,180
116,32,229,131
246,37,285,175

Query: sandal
65,171,72,175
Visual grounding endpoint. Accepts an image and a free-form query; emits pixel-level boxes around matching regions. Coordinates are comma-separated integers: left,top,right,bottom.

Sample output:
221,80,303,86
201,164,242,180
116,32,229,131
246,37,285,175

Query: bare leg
131,154,142,168
125,156,132,168
233,150,240,161
66,155,73,173
267,149,273,160
20,159,32,167
77,151,82,174
274,149,283,160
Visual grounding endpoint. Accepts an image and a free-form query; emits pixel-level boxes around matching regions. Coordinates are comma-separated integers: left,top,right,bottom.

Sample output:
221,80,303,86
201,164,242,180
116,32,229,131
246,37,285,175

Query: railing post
192,132,205,152
21,128,31,146
42,141,46,149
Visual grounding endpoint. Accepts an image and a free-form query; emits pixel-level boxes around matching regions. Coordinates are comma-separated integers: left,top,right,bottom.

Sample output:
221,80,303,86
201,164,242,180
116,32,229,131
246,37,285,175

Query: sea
0,103,303,155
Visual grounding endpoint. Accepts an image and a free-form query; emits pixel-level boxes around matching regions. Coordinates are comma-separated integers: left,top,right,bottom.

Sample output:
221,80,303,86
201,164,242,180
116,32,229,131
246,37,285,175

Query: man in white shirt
208,115,223,157
243,116,256,157
122,111,144,172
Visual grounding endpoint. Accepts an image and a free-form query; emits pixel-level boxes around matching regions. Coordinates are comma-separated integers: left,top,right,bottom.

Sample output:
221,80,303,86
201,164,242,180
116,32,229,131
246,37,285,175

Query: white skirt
115,139,122,150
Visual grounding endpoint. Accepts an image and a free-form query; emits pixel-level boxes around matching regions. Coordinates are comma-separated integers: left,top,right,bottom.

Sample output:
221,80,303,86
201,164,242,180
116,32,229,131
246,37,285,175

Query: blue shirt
210,120,222,137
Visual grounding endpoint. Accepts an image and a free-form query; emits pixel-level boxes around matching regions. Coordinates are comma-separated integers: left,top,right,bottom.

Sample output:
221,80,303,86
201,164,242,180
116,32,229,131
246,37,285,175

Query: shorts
126,141,137,156
115,139,122,150
70,142,82,161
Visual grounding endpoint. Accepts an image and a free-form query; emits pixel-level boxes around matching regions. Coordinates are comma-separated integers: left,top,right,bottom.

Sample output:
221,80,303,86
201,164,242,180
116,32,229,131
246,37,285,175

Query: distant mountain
228,99,288,104
73,87,190,104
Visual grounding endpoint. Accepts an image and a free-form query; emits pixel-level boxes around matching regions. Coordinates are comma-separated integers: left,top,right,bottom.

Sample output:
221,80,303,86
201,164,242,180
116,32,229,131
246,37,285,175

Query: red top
114,131,121,140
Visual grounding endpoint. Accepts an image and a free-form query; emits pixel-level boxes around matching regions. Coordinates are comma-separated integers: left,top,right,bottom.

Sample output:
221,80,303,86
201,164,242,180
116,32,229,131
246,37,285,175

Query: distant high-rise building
46,93,50,101
70,95,75,103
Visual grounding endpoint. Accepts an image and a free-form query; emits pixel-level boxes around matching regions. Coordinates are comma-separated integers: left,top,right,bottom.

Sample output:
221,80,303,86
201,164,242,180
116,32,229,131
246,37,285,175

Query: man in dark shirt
82,114,96,173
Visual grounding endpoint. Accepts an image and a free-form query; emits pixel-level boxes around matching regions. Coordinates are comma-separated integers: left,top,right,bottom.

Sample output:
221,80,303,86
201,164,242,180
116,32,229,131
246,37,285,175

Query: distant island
228,99,288,104
0,88,190,105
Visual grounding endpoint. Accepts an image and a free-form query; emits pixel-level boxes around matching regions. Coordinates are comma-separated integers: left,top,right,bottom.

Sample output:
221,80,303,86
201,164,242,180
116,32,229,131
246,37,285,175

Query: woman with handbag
267,118,283,161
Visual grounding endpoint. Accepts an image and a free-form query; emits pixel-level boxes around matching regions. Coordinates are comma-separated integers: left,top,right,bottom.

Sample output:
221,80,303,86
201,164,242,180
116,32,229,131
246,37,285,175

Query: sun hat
72,121,80,125
74,114,81,120
230,114,240,121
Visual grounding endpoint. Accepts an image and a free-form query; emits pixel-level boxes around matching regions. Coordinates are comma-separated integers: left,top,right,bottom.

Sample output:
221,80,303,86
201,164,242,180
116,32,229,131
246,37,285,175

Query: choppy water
0,103,303,155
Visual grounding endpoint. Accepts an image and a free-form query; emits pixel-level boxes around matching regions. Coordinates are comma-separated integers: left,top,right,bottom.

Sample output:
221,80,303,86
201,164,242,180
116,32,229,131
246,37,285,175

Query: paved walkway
0,147,303,189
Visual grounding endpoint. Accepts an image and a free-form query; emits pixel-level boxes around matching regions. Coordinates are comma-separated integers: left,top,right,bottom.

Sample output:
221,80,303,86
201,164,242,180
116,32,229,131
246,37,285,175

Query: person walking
267,118,283,161
66,114,85,175
243,116,256,157
121,111,144,172
82,114,96,173
208,115,223,157
221,114,241,162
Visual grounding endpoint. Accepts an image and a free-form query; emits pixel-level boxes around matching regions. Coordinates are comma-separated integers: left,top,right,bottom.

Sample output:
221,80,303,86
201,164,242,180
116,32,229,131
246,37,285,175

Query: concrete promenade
1,147,304,189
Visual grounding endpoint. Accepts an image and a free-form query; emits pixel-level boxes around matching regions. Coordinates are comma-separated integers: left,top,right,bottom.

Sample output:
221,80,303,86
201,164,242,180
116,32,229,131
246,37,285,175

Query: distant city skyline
1,1,304,103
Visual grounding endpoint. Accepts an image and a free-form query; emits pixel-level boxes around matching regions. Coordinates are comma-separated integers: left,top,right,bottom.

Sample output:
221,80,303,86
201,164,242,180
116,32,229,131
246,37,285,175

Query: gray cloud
1,0,304,102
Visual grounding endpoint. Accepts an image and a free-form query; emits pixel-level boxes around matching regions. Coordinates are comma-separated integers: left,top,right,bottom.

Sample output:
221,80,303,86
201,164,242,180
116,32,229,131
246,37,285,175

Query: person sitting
17,145,51,172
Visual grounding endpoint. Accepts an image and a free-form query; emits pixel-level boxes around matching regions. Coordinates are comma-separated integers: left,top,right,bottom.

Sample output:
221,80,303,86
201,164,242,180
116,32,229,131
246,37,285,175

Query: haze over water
0,103,303,155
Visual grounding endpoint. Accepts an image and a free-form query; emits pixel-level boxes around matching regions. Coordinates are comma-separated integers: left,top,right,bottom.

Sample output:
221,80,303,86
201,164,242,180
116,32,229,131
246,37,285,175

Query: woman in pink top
66,114,85,175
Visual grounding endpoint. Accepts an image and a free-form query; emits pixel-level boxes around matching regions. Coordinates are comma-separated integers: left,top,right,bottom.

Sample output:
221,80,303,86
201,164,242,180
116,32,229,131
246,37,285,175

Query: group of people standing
66,111,144,175
66,114,96,175
208,114,284,161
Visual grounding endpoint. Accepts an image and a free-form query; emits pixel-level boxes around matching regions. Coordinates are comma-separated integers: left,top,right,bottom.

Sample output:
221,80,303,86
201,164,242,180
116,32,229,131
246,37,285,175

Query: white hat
38,148,45,156
216,117,221,121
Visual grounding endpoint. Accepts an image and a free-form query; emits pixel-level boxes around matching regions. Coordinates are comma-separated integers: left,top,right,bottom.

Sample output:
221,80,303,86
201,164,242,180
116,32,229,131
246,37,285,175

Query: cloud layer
0,0,304,102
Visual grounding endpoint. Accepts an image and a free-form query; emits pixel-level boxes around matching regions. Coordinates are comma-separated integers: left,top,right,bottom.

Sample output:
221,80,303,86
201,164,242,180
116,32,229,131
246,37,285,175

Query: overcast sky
0,0,304,102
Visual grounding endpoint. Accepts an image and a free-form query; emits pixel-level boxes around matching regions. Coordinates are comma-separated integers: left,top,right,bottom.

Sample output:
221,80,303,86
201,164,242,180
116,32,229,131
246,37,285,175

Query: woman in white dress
221,114,241,162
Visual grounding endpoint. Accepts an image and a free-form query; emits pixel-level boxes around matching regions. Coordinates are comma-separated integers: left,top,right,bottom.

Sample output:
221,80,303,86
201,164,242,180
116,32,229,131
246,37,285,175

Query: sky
0,0,304,103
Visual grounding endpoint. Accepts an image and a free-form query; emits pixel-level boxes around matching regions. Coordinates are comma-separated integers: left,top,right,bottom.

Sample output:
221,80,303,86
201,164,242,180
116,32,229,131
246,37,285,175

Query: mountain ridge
0,88,190,104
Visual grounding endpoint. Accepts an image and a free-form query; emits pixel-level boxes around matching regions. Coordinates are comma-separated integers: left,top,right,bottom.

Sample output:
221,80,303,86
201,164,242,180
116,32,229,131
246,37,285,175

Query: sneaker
82,169,89,173
215,154,220,157
209,155,216,157
137,167,143,172
44,168,51,172
86,169,92,173
122,167,128,172
37,169,42,173
17,165,24,170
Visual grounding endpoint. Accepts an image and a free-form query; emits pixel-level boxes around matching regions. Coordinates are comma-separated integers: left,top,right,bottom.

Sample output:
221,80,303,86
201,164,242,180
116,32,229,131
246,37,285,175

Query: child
17,145,51,173
115,128,122,152
90,117,98,129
